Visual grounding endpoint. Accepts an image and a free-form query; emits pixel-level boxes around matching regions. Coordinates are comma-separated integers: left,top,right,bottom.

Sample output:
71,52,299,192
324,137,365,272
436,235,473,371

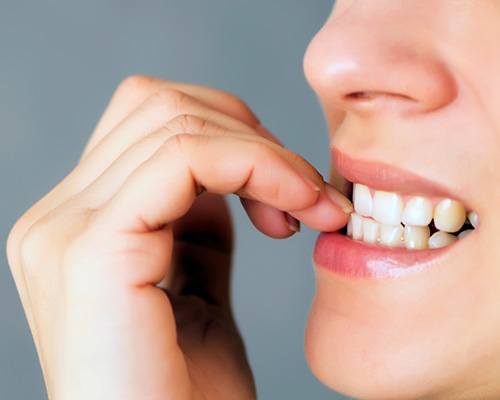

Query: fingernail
286,213,301,233
324,183,354,214
302,176,323,192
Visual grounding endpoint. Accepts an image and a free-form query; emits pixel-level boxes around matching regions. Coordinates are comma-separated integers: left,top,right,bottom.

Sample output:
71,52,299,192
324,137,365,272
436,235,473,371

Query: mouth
313,148,479,279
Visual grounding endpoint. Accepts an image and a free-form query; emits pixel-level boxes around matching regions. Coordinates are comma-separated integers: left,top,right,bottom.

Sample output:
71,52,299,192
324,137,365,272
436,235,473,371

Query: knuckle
116,75,156,96
166,132,195,153
18,215,58,275
169,114,210,135
6,220,24,274
162,132,210,158
160,133,186,156
150,88,191,114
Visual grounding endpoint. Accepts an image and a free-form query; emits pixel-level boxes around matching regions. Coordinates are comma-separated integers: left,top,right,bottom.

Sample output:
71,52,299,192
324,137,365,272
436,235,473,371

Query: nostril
344,91,415,102
342,91,423,114
345,91,375,101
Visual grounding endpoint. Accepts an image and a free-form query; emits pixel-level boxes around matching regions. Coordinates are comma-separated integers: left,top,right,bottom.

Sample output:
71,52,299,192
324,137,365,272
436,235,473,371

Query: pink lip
333,147,455,198
314,233,450,278
313,148,458,278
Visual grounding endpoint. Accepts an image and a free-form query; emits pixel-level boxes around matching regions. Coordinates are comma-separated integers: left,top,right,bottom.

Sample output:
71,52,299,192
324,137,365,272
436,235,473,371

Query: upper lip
332,147,462,201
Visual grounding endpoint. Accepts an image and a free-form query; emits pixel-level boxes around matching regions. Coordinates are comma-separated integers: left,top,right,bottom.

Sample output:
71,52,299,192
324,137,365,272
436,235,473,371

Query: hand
6,76,352,400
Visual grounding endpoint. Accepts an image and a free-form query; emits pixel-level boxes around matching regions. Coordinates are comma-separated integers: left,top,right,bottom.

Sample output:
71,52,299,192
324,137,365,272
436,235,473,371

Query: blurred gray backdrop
0,1,351,399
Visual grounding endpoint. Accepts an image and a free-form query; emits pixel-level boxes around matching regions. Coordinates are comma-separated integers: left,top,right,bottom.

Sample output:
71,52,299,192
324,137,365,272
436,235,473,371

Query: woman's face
304,1,500,398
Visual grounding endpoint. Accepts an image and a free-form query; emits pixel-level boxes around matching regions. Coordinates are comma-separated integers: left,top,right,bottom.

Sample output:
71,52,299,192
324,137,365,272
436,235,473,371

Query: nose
304,7,457,116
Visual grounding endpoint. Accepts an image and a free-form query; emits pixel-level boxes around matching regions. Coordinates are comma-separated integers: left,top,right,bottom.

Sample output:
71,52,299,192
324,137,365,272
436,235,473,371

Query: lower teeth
346,212,475,250
347,182,478,250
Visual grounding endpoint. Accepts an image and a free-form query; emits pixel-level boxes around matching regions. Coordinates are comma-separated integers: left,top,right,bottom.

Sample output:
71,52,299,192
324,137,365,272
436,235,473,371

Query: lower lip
314,233,450,279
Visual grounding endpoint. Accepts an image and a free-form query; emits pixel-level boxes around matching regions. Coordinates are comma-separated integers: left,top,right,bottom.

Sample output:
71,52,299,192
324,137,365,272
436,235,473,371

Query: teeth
346,182,476,250
401,196,433,226
468,211,479,228
404,226,430,250
362,218,380,244
434,199,466,233
350,213,364,241
458,229,473,239
373,191,404,225
379,224,404,247
347,217,353,237
353,183,373,217
428,231,457,249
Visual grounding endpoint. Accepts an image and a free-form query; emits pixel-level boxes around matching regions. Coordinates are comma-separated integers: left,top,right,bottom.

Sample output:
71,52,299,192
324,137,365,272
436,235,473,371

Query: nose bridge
304,12,457,115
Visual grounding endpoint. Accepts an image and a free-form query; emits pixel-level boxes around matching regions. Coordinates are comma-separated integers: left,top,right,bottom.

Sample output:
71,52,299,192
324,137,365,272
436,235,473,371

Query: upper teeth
348,183,478,250
402,196,433,226
353,183,373,217
433,199,466,233
373,190,404,225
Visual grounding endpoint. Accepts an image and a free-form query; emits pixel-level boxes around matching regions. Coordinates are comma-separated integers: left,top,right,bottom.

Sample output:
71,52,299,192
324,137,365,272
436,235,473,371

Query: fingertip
240,198,298,239
324,183,354,214
285,213,301,234
290,189,351,232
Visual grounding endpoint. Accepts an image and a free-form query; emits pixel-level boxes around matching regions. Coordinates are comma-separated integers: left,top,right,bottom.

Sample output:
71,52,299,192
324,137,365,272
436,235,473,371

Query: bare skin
6,76,351,400
9,1,500,398
302,1,500,399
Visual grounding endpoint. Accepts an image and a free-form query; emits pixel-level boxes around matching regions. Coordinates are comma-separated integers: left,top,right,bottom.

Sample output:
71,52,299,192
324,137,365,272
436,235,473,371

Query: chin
305,290,452,400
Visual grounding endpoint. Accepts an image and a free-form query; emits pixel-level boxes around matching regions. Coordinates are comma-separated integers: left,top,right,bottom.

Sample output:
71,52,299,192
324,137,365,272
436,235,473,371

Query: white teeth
350,213,364,241
362,218,380,244
434,199,466,233
346,182,476,250
468,211,479,228
353,183,373,217
401,196,433,226
428,231,457,249
347,217,353,237
373,191,404,225
458,229,473,239
404,226,430,250
380,224,404,247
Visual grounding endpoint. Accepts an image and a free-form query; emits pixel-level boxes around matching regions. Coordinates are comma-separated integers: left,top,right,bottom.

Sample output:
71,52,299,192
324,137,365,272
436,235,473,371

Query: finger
84,88,294,239
16,89,269,242
76,116,349,232
76,112,349,234
18,79,282,251
289,183,354,232
84,75,261,159
76,115,323,206
87,133,330,286
238,125,300,238
80,89,261,177
240,198,299,239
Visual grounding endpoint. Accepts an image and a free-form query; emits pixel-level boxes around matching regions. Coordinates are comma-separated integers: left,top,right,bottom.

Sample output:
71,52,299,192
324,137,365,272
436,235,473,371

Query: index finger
83,75,263,158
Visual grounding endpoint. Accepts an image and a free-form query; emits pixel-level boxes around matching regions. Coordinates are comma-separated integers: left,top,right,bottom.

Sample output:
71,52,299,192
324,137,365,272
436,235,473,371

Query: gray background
0,1,350,398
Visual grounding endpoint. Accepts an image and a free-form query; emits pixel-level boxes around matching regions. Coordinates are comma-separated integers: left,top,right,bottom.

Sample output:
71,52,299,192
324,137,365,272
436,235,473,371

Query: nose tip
304,24,457,116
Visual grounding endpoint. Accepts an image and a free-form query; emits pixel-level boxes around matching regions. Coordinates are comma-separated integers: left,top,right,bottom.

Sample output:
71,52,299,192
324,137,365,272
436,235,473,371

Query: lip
314,232,455,278
332,147,456,199
314,147,466,279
